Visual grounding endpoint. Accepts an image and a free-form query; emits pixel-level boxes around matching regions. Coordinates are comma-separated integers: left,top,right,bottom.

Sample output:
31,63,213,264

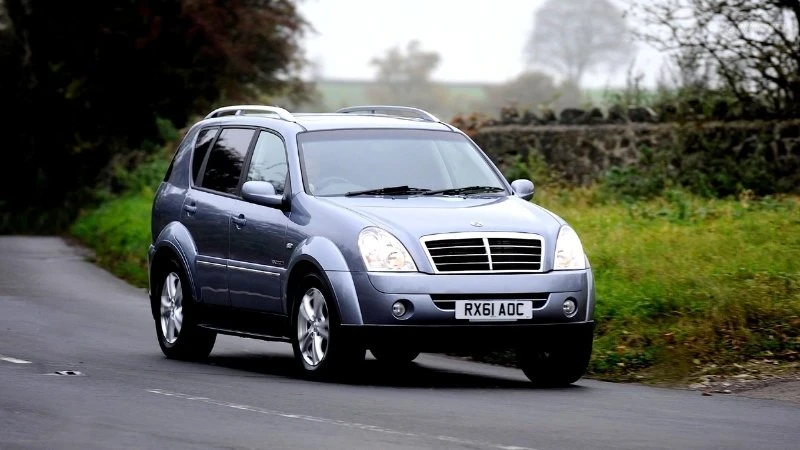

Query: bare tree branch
632,0,800,118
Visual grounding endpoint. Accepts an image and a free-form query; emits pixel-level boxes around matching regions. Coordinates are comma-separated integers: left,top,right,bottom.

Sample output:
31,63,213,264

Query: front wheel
290,273,365,379
153,258,216,360
517,336,593,386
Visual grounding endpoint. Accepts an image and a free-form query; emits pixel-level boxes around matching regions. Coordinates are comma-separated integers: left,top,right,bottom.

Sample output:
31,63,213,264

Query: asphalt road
1,236,798,450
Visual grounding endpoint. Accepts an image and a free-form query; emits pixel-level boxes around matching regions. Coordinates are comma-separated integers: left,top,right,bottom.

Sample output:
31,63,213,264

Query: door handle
232,214,247,227
183,203,197,214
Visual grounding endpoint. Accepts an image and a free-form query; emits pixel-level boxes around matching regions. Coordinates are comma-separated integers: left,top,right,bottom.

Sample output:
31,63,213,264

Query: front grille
422,233,544,273
431,293,549,311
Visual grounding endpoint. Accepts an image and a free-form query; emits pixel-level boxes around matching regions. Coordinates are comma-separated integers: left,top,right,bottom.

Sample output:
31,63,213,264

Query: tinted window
436,140,499,187
164,129,197,183
246,131,288,195
200,128,254,194
192,128,219,183
298,129,504,196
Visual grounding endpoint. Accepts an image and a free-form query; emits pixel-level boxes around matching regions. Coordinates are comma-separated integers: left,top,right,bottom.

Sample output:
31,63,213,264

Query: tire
370,345,420,366
152,257,216,361
517,335,593,386
290,273,365,379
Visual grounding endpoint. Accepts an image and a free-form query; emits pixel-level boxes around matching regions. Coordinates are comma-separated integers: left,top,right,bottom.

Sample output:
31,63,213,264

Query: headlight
358,227,417,272
553,225,586,270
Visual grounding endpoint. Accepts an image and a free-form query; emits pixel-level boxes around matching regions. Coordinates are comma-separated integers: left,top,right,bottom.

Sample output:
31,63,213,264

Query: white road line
0,356,32,364
147,388,536,450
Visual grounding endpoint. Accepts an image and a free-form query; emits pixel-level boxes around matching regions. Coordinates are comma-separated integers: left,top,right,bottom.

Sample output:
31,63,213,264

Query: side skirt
197,325,291,343
195,304,291,342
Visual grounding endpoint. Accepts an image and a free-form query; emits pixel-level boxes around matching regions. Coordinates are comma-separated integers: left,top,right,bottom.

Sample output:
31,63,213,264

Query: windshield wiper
422,185,506,196
345,185,432,197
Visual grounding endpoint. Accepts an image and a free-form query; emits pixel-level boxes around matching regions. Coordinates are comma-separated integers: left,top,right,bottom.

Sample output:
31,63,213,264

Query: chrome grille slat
435,255,489,265
436,261,491,266
421,232,544,273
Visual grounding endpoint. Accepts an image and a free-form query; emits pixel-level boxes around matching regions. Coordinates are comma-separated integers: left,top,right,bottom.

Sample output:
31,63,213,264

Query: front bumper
326,269,595,328
341,321,595,352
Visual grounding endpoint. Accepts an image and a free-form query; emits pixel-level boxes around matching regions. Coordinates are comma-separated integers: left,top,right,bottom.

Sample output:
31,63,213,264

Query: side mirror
241,181,287,209
510,179,535,201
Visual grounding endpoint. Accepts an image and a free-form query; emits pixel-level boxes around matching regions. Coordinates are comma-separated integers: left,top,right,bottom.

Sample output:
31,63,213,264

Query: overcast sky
297,0,665,88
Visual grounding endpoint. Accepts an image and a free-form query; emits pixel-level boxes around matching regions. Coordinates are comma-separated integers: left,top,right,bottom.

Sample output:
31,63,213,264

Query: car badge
470,221,484,227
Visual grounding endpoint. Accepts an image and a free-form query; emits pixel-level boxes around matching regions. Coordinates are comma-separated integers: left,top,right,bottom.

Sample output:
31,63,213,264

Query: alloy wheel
160,272,183,344
296,287,330,366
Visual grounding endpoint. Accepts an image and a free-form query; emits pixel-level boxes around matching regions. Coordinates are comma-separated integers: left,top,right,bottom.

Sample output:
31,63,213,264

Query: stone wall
469,119,800,195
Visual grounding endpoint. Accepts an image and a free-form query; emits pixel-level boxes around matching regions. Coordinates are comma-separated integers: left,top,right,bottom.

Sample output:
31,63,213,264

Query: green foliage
503,148,560,188
107,157,170,199
70,194,153,288
1,0,311,233
630,123,792,199
68,150,171,286
599,143,674,200
535,188,800,381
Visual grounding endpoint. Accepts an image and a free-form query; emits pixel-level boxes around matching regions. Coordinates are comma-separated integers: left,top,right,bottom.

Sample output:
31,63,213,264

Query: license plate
455,300,533,321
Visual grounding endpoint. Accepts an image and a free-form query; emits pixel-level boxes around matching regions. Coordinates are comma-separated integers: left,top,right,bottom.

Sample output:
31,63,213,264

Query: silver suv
148,105,595,385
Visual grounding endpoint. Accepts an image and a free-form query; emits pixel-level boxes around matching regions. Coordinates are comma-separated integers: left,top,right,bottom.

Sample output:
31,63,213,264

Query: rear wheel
517,336,592,386
290,273,365,379
370,345,420,366
153,257,216,360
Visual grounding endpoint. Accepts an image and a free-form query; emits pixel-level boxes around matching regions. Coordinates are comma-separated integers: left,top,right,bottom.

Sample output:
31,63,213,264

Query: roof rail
205,105,296,122
335,105,440,122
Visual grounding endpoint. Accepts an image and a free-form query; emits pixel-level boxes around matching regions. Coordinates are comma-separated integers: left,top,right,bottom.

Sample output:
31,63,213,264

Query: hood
320,195,560,238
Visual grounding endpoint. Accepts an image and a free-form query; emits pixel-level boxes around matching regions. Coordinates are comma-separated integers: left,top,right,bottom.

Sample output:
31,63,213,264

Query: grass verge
535,188,800,381
70,184,800,382
70,194,153,288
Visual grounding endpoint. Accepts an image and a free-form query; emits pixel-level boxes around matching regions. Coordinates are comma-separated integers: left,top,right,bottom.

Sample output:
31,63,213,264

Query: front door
228,130,290,313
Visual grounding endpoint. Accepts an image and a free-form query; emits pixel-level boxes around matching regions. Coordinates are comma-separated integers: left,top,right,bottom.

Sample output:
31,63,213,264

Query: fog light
562,298,578,317
392,301,406,318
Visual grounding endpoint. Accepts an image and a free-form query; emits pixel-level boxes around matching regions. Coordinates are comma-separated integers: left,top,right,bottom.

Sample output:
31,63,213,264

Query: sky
297,0,666,88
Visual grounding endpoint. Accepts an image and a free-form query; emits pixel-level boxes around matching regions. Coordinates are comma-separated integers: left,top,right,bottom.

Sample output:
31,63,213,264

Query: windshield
298,129,507,197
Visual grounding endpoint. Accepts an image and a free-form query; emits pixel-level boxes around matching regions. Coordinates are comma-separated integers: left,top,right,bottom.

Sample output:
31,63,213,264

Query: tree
631,0,800,119
0,0,311,232
525,0,633,86
366,40,452,118
478,71,583,116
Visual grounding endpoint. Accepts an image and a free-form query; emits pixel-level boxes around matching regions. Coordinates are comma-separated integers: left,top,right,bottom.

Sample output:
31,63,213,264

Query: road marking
0,356,32,364
147,388,536,450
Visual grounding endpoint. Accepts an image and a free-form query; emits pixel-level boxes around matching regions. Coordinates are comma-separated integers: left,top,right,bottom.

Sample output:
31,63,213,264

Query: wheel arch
149,221,200,318
283,236,363,325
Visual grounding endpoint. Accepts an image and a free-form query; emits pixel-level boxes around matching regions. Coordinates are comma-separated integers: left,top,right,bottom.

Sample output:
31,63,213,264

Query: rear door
182,127,256,306
228,130,290,313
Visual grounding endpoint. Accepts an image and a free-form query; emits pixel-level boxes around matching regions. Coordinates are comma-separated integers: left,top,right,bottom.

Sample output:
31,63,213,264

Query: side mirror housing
510,179,535,201
241,181,287,209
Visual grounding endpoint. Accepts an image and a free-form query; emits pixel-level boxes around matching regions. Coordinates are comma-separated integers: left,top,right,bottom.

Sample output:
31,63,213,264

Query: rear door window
199,128,256,195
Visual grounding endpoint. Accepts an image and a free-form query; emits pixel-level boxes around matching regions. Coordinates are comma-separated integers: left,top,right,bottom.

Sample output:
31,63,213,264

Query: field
312,79,617,116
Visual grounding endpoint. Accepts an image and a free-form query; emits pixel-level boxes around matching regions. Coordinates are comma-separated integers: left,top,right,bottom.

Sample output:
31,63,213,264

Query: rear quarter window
192,128,220,184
